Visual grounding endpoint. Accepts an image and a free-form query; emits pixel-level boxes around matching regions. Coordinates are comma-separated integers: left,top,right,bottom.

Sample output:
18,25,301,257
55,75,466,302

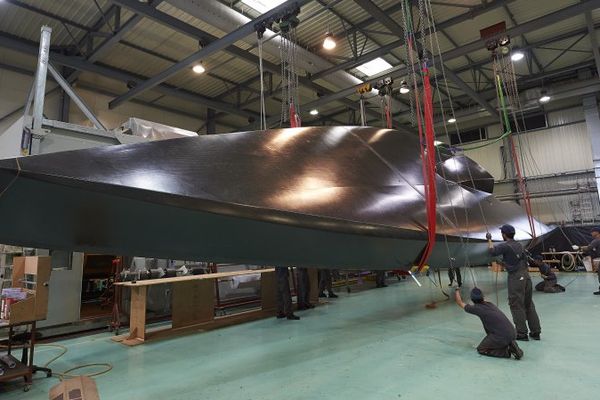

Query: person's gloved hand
486,232,492,240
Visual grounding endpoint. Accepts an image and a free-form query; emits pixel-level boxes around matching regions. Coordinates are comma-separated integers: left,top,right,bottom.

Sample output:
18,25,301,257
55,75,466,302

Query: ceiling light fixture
511,50,524,62
192,63,205,74
539,90,551,103
399,80,410,94
309,109,319,116
448,118,457,123
323,32,336,50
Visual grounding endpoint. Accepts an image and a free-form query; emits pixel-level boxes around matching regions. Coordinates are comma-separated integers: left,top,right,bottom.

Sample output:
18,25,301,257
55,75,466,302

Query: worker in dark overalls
275,267,299,320
582,226,600,295
531,255,565,293
455,287,523,360
448,265,462,287
375,270,388,288
296,267,314,310
487,224,541,341
318,269,338,298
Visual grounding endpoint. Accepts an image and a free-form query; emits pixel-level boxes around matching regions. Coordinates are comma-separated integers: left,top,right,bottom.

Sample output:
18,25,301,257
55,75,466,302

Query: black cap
500,224,516,235
591,227,600,233
470,287,484,302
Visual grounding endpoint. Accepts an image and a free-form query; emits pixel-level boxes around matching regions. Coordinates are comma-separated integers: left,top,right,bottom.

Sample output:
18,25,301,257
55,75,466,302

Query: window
241,0,286,13
50,250,72,270
509,113,547,132
356,57,393,76
450,127,487,145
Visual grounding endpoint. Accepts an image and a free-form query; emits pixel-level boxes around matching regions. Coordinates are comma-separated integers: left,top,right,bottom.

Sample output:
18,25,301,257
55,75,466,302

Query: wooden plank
172,279,214,328
260,271,277,311
127,286,147,341
115,268,275,287
113,308,273,346
32,257,51,320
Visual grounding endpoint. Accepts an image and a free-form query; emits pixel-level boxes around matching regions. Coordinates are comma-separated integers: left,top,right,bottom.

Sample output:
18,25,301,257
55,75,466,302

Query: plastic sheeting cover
120,117,198,141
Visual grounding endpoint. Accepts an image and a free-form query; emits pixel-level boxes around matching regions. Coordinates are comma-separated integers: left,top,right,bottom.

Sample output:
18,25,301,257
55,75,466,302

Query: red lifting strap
289,103,301,128
417,63,437,270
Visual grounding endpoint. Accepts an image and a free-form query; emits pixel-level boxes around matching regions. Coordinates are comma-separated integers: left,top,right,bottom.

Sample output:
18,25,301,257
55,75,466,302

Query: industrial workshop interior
1,0,600,398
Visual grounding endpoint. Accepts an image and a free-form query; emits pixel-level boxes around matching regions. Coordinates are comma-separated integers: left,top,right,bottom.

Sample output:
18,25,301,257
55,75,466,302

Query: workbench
113,269,277,346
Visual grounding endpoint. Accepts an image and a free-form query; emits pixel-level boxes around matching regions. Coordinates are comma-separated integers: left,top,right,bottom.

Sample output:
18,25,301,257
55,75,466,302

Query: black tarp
528,225,595,256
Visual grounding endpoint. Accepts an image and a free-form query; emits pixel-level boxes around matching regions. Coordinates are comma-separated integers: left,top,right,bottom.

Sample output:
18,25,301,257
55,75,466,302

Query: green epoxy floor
2,270,599,399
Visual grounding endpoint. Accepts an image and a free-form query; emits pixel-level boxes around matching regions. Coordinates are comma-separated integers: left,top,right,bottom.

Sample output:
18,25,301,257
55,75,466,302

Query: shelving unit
0,246,23,292
0,256,51,391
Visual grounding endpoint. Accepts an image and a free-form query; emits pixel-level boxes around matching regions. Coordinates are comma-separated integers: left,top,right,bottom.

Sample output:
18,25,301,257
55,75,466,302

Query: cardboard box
49,376,100,400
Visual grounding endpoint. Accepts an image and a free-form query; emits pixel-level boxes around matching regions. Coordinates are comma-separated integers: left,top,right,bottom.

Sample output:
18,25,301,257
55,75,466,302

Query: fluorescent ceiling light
539,95,551,103
399,80,410,94
448,118,457,123
192,64,205,74
511,51,524,61
309,109,319,116
356,57,393,77
434,140,444,146
241,0,286,13
323,34,336,50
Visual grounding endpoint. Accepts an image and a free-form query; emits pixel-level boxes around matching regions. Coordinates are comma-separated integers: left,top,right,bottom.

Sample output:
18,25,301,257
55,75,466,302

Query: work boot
318,292,327,298
287,314,300,320
276,313,286,319
509,341,524,360
594,288,600,295
529,332,541,341
516,334,529,341
328,292,338,298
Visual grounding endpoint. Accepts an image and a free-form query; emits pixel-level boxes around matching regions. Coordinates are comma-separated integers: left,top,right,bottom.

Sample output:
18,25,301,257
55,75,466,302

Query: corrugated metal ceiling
0,0,598,129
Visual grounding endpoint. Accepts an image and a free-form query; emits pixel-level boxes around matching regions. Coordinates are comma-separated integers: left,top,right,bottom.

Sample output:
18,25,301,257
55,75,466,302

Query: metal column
583,95,600,203
31,26,52,154
47,63,107,130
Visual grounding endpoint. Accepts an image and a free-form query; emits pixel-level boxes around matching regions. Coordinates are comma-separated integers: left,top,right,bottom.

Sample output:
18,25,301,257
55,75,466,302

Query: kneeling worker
454,287,523,360
531,255,565,293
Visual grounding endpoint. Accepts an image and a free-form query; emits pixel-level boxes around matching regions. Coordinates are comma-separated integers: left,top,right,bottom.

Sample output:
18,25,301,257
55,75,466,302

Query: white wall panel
462,140,504,180
463,107,592,181
516,121,591,176
547,106,584,125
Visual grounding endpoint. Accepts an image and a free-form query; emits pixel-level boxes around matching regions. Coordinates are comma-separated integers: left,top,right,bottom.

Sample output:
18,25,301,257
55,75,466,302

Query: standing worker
296,267,315,310
318,269,338,298
454,287,523,359
375,270,388,288
275,267,300,320
487,224,541,341
448,265,462,287
582,226,600,295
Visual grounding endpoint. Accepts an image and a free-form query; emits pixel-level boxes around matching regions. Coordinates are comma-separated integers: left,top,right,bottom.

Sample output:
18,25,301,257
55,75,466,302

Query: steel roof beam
108,0,312,109
109,1,358,108
2,0,92,32
0,31,259,120
585,11,600,78
110,0,389,122
353,0,497,116
312,0,513,81
302,0,600,112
